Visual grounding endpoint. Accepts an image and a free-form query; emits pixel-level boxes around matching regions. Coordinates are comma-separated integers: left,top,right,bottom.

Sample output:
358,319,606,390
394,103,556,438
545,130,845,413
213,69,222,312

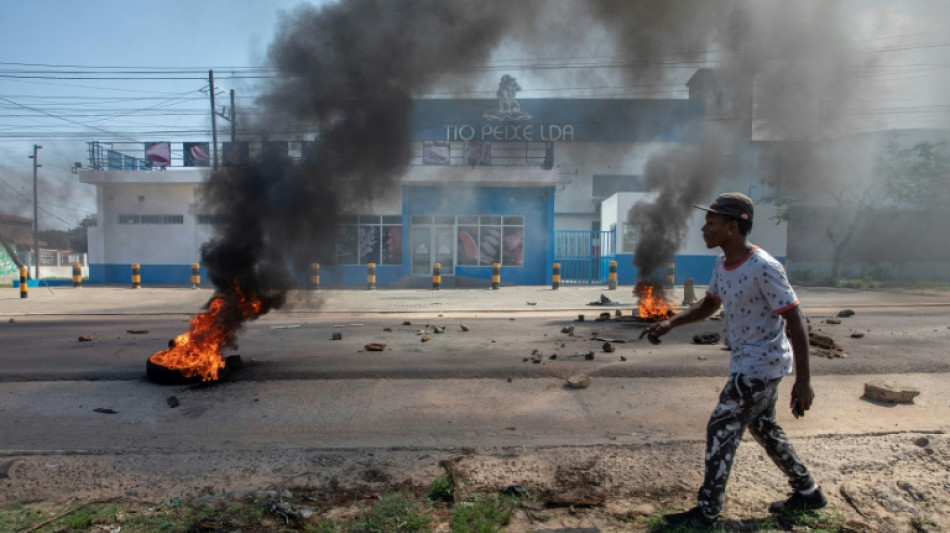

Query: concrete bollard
72,264,82,288
432,262,441,290
19,266,28,299
310,262,320,290
132,263,141,289
191,263,201,289
367,263,376,289
608,260,618,290
682,277,697,305
491,263,500,290
552,263,560,290
665,262,675,289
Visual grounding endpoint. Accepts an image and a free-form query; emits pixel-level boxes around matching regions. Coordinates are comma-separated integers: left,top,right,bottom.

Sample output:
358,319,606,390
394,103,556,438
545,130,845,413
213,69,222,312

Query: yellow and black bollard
19,266,28,299
191,263,201,289
552,263,560,290
310,262,320,290
367,263,376,289
132,263,141,289
665,262,675,289
72,263,82,288
432,262,441,290
491,262,500,290
608,260,618,290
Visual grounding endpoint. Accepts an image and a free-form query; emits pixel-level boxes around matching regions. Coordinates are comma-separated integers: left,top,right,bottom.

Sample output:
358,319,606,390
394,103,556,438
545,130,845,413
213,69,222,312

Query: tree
761,140,889,279
880,135,950,213
36,214,96,253
763,132,950,280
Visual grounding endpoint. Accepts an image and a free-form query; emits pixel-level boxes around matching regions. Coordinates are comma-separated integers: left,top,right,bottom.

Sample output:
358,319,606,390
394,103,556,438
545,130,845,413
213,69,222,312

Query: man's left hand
790,380,814,419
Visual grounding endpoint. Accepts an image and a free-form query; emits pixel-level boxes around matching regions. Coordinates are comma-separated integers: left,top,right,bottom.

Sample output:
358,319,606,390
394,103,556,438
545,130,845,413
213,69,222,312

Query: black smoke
195,0,881,303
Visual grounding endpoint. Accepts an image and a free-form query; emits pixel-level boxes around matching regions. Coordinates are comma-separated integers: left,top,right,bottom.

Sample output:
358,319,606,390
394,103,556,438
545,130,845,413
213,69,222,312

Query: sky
0,0,948,230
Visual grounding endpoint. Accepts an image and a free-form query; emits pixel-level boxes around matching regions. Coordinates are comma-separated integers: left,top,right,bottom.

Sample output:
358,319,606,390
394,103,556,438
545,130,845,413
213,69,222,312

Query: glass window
381,225,402,265
337,216,402,265
433,215,455,225
502,227,524,266
503,216,523,226
457,226,479,266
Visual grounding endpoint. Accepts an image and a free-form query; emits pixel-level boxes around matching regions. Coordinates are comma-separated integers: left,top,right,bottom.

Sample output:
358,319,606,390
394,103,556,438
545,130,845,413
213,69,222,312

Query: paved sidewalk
3,283,950,316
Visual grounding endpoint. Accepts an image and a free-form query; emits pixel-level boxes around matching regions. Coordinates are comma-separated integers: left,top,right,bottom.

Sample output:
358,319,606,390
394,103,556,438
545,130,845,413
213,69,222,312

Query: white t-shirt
706,246,799,380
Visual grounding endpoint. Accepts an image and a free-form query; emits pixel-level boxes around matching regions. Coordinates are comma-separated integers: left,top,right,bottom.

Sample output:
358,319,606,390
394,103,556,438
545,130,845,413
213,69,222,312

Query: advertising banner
184,142,211,167
144,142,171,168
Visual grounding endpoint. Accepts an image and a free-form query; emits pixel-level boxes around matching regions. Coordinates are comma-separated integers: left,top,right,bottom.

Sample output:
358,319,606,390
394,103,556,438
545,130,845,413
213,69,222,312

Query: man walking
647,192,826,528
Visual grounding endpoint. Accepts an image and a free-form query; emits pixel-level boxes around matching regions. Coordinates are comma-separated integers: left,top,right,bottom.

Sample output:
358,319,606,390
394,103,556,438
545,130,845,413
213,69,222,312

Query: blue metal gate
554,230,616,284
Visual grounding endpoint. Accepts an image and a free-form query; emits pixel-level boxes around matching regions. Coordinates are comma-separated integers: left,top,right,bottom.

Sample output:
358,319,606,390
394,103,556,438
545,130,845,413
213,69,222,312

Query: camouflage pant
698,373,816,518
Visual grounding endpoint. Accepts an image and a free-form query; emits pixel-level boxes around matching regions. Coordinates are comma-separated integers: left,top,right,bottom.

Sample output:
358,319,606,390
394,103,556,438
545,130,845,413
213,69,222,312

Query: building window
118,214,183,225
197,214,231,225
457,215,524,267
337,215,402,265
622,223,638,253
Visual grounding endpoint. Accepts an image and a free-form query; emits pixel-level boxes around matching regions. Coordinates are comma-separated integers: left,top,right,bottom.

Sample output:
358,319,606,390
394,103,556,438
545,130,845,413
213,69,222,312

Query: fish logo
483,75,532,123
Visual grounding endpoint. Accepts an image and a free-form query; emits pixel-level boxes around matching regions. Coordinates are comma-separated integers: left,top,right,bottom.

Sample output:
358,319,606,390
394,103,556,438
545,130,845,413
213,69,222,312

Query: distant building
79,72,786,287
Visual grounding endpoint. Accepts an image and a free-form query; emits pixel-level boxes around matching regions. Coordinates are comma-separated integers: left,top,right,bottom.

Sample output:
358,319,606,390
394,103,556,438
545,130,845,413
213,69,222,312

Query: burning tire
145,359,206,385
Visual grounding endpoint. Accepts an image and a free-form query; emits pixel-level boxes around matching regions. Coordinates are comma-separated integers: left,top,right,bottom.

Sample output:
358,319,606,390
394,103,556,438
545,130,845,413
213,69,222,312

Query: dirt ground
2,430,947,532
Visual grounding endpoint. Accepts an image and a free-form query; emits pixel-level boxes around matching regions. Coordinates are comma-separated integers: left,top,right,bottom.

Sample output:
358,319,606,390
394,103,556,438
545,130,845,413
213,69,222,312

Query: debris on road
331,332,342,340
364,343,386,351
383,327,393,332
602,342,615,353
420,335,431,342
826,318,842,325
432,325,445,334
577,314,585,322
126,329,149,334
596,312,611,322
864,381,920,404
459,324,469,332
78,336,93,342
166,396,180,408
93,408,117,414
565,374,591,389
837,309,856,318
809,331,847,358
561,325,575,335
588,294,623,306
638,329,661,345
692,332,721,345
851,332,865,339
402,320,412,326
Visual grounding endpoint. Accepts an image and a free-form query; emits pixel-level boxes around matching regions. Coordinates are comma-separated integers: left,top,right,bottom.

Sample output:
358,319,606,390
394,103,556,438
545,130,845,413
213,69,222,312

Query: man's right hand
640,319,673,344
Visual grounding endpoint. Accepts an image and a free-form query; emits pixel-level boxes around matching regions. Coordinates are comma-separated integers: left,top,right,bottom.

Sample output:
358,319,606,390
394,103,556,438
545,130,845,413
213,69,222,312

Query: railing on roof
86,140,556,171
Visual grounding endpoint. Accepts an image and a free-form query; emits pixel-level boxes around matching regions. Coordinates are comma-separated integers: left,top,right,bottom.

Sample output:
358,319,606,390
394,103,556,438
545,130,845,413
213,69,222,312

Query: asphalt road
1,302,948,381
1,285,948,452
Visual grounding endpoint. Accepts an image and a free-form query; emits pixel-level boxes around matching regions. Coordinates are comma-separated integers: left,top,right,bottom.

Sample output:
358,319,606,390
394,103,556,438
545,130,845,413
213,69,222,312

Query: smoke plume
196,0,885,303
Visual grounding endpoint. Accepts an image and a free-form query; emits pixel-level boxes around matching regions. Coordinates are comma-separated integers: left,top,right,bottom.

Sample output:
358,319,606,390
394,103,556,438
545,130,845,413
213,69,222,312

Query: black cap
693,192,754,222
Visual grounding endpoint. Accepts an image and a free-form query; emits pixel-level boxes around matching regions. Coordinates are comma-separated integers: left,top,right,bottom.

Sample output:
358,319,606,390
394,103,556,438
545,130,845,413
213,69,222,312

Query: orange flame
149,283,264,381
635,280,674,321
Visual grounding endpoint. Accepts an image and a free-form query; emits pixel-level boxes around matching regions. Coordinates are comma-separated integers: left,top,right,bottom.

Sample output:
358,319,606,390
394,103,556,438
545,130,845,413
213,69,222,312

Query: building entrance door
411,223,455,276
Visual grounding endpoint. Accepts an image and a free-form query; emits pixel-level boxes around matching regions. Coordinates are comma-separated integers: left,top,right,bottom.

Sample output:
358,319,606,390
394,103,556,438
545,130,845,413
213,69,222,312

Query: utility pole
209,69,218,169
230,89,236,141
28,144,42,279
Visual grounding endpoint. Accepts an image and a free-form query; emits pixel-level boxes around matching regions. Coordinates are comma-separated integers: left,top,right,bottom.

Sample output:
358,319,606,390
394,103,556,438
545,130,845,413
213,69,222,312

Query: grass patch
449,493,514,533
427,471,455,503
348,492,433,533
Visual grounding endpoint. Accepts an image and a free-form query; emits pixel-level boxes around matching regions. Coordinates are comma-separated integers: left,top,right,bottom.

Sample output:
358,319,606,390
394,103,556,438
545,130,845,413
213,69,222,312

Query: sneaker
663,506,718,529
769,486,828,513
